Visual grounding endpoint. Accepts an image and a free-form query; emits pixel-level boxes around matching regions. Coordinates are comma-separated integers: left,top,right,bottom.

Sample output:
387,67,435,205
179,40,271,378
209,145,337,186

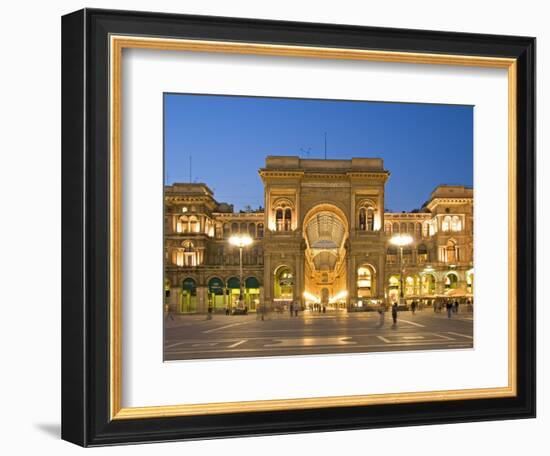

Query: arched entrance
207,277,225,311
387,275,400,303
181,277,197,313
445,272,459,290
421,273,436,295
302,204,349,308
273,265,294,311
356,264,376,305
274,266,293,299
227,276,241,309
245,276,260,311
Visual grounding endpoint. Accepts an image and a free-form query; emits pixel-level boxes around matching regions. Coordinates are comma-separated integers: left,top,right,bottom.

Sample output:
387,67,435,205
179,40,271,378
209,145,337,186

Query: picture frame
61,8,536,447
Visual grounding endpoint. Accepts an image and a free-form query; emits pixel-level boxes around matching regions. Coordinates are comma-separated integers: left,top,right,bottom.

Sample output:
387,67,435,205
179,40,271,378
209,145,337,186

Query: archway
207,277,225,311
421,273,436,295
227,276,241,308
302,204,349,306
274,265,294,304
245,276,260,311
181,277,197,313
388,275,400,303
357,265,376,300
445,272,459,290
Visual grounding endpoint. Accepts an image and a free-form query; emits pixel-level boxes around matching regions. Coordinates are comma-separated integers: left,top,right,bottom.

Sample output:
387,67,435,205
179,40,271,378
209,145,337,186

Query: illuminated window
357,266,373,297
446,239,457,263
442,215,451,232
451,215,462,232
274,205,293,232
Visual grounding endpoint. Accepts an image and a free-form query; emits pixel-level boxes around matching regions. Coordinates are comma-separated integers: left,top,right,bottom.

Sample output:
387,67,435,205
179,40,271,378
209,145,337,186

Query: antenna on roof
324,132,327,160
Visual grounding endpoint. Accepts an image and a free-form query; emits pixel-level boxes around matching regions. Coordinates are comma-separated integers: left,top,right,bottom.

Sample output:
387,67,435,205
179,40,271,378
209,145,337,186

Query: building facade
164,156,474,313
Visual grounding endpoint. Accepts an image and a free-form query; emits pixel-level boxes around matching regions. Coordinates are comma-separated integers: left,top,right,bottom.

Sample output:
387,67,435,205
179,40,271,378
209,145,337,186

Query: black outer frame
61,8,536,447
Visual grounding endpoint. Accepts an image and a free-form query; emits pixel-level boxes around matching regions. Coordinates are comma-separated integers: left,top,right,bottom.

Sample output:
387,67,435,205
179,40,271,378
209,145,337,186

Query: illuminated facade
164,156,473,313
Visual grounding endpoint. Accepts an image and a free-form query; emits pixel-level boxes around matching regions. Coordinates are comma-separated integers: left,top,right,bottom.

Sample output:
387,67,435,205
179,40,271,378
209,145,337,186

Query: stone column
263,253,272,311
197,286,207,313
296,249,305,308
345,249,353,309
378,249,386,300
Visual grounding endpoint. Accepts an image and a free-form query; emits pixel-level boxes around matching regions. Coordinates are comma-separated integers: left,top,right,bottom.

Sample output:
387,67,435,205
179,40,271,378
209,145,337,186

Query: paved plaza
164,309,473,361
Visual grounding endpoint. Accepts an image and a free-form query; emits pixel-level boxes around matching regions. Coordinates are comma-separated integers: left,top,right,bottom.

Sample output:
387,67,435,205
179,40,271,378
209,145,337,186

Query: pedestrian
411,300,417,315
454,300,459,314
377,301,386,327
207,304,213,320
391,302,398,326
446,301,452,319
289,302,293,317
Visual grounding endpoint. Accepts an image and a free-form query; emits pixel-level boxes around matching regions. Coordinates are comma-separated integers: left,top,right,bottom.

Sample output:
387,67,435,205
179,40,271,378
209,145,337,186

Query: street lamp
390,234,413,305
228,234,253,308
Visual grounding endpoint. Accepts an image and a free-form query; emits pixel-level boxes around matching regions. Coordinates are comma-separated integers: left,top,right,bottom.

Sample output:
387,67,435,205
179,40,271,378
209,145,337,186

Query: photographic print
163,94,474,361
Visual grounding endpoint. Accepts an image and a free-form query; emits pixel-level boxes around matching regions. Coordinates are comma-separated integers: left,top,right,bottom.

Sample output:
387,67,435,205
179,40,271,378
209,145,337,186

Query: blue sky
164,94,473,212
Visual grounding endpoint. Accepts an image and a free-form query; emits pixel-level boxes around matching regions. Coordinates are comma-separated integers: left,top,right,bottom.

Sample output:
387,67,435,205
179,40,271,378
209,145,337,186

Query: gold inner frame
109,35,517,420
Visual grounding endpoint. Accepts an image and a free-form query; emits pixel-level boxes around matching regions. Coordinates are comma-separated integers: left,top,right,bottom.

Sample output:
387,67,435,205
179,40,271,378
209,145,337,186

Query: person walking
377,301,386,327
289,302,293,317
411,300,417,315
446,301,452,319
454,300,459,314
391,302,398,326
207,304,213,320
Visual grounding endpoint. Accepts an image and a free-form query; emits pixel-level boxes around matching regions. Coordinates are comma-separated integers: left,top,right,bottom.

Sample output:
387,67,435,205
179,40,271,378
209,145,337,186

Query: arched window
446,239,457,263
384,222,392,235
442,215,451,232
274,204,293,232
423,222,430,238
367,208,375,231
275,209,284,231
284,208,292,231
257,223,264,238
415,222,422,238
177,215,188,233
451,215,462,232
408,222,414,234
401,222,407,233
223,223,230,238
393,222,399,233
240,222,247,233
358,207,366,231
189,216,199,233
231,222,239,234
248,222,256,238
177,240,198,267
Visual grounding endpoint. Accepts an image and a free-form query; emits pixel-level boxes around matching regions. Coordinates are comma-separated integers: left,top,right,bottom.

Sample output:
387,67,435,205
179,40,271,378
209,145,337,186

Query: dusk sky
164,94,473,212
